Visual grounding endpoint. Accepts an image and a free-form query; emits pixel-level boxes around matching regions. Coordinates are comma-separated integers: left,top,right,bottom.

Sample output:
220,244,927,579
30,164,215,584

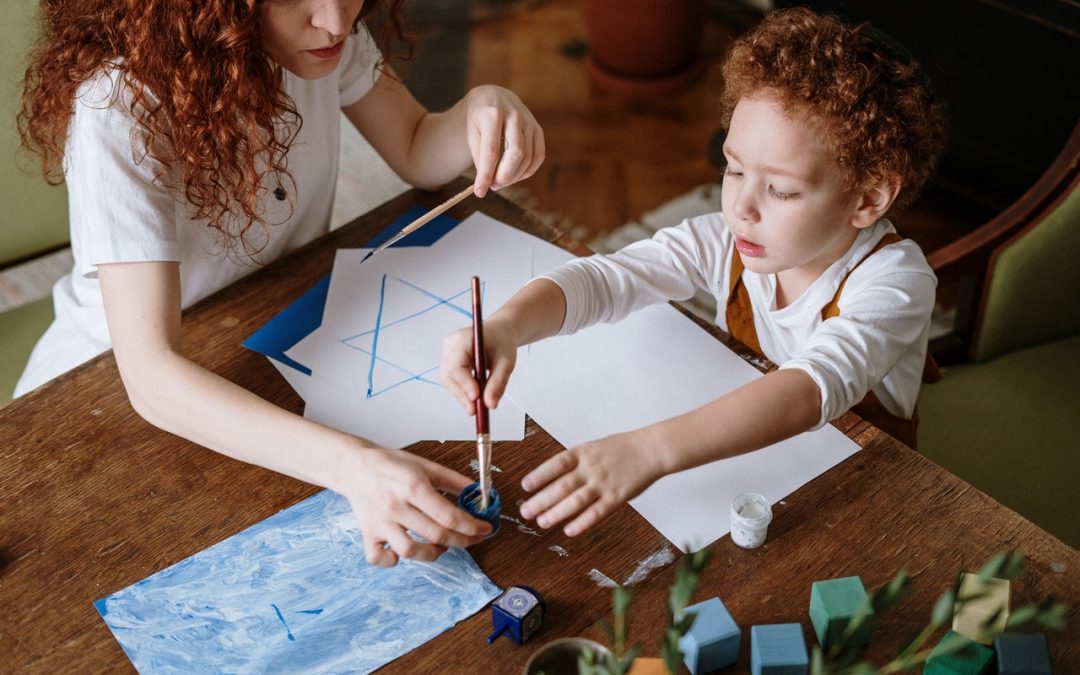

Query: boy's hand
440,320,519,414
343,445,491,567
518,429,667,537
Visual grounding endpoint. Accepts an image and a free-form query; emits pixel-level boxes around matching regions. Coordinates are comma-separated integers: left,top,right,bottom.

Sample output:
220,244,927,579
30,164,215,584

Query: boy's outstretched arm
519,368,821,536
440,278,566,414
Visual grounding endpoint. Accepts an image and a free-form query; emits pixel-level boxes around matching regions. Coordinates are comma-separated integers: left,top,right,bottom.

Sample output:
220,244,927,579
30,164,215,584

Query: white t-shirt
15,30,381,397
542,213,937,428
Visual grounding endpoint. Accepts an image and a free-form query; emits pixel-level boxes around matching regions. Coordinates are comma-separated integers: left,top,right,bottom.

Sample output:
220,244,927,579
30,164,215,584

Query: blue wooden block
750,624,808,675
678,597,741,674
924,630,994,675
994,633,1052,675
808,576,873,649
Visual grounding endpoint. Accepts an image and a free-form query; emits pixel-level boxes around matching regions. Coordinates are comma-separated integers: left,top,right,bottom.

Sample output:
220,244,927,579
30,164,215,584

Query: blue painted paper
241,205,460,373
95,490,500,674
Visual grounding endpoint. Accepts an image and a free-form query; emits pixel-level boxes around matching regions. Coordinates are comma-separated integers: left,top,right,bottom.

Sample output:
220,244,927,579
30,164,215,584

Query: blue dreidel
457,482,501,537
487,585,545,645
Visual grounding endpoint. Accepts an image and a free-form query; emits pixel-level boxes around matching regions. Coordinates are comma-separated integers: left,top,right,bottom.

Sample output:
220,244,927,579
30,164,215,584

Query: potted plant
579,0,707,98
559,549,1066,675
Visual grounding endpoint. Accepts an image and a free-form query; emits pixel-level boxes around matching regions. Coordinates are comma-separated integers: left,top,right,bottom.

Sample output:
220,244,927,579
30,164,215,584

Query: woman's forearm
122,350,369,493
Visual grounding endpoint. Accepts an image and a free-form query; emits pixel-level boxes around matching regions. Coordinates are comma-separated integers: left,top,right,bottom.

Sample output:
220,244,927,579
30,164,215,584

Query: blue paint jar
457,482,501,537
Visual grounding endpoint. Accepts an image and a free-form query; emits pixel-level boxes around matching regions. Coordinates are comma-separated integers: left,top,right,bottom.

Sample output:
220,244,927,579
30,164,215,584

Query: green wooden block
808,576,873,649
924,630,994,675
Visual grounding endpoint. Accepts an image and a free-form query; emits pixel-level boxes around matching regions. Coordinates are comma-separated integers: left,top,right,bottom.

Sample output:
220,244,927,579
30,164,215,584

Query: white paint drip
469,458,503,474
499,514,540,537
588,568,618,588
622,545,675,586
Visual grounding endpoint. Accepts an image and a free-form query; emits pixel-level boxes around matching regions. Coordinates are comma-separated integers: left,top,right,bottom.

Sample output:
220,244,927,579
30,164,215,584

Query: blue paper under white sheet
95,490,500,674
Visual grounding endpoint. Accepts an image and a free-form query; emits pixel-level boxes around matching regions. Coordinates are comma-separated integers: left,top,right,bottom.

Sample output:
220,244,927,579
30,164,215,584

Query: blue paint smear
241,206,460,374
94,490,499,674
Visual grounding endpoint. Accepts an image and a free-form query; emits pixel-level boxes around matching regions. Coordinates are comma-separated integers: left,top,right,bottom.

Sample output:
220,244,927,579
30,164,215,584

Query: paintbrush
359,185,475,265
471,276,492,510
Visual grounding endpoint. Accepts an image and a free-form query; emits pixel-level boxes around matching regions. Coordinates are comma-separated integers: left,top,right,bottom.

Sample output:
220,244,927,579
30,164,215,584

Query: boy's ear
850,178,901,229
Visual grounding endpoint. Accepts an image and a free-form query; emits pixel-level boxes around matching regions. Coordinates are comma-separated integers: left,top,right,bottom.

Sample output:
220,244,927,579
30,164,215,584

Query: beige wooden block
627,657,667,675
952,573,1010,644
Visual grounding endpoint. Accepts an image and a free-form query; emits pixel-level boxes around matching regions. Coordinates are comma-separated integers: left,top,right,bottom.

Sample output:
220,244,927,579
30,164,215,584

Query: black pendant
274,186,287,201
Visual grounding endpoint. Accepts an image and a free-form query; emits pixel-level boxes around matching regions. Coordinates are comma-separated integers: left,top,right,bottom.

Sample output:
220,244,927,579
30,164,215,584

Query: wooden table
2,182,1076,673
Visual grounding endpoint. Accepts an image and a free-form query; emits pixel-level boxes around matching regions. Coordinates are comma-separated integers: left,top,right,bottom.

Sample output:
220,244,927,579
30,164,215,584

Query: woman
18,0,545,565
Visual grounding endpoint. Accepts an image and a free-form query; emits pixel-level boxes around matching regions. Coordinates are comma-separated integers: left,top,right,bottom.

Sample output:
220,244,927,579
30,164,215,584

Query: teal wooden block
750,624,808,675
923,630,994,675
994,633,1052,675
678,597,741,674
808,576,873,649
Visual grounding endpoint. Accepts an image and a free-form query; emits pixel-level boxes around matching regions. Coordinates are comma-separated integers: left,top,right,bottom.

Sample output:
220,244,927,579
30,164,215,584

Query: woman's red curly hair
19,0,410,251
719,7,946,212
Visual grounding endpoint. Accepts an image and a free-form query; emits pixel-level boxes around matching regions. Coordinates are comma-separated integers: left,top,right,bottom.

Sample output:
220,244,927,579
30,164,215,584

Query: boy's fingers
484,352,515,408
564,500,609,537
521,462,582,521
535,483,593,529
521,450,576,493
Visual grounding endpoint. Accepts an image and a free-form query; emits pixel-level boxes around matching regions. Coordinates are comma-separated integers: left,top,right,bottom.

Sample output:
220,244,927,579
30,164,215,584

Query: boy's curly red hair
19,0,409,250
720,7,946,212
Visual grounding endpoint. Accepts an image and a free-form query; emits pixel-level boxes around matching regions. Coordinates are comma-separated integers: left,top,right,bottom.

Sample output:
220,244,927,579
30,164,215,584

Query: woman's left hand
518,428,666,536
464,85,545,197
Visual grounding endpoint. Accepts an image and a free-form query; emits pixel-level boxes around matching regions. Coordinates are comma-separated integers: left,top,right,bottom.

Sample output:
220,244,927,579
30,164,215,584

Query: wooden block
924,630,994,675
750,623,809,675
952,573,1010,645
626,656,667,675
994,633,1052,675
677,597,741,675
808,576,873,649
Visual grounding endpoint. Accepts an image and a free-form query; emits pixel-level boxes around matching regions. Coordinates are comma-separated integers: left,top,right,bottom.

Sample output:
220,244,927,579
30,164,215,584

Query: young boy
441,7,946,537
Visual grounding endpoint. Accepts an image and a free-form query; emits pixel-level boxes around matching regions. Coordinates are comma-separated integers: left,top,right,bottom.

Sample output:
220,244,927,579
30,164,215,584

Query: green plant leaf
1004,604,1037,629
931,588,955,627
976,552,1006,579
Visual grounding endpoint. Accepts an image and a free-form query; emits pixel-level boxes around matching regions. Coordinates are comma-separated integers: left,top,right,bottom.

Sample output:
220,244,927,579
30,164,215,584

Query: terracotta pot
580,0,706,97
522,637,611,674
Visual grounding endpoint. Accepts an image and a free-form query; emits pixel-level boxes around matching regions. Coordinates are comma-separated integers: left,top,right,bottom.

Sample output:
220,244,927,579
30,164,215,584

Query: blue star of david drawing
339,274,483,398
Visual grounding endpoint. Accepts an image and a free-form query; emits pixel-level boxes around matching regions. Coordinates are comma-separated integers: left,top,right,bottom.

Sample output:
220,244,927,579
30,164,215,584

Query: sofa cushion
918,334,1080,547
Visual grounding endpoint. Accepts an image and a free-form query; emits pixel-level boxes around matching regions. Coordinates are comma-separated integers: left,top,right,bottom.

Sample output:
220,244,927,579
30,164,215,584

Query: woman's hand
518,429,667,537
464,85,545,197
440,317,520,414
342,444,492,567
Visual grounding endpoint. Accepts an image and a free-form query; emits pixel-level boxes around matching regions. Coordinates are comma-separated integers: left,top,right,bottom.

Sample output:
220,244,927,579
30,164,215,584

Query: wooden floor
462,0,989,252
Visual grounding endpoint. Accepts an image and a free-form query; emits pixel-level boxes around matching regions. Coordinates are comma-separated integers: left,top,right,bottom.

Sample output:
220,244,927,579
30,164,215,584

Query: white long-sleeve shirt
542,212,937,428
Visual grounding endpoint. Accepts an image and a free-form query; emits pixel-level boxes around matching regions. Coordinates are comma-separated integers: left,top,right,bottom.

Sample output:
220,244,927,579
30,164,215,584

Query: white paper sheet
270,357,310,400
506,302,861,553
303,214,537,448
